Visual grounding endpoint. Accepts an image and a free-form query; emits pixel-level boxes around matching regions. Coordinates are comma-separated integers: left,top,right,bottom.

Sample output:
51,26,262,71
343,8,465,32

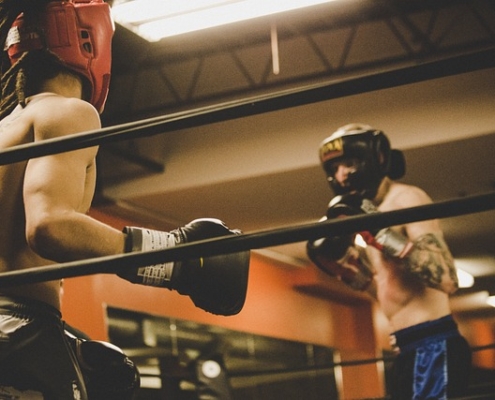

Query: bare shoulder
381,181,442,238
29,95,101,140
381,181,433,211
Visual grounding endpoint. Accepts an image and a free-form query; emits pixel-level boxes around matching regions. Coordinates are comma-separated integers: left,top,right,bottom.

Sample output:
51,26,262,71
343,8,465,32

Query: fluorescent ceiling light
111,0,340,42
456,267,474,289
354,233,367,248
486,295,495,308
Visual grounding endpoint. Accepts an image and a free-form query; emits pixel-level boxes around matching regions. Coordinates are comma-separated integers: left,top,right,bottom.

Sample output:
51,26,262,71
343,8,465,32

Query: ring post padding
0,49,494,166
0,191,494,287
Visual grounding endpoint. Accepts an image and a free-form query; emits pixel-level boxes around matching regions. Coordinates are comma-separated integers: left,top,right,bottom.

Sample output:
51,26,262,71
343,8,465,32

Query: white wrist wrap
136,229,176,286
375,228,413,259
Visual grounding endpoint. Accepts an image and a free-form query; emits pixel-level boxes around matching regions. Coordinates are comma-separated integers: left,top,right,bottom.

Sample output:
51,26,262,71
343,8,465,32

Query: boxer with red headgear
0,1,249,398
5,0,114,112
307,123,471,399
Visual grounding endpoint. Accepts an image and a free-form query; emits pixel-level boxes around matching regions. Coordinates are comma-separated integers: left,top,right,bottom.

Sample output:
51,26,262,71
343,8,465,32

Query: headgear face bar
319,127,403,198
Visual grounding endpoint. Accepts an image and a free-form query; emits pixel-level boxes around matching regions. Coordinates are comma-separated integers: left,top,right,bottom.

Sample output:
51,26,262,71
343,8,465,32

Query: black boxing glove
326,193,410,257
307,235,373,291
118,218,250,316
326,193,378,220
68,336,140,400
306,193,375,263
306,193,378,290
327,193,378,248
307,216,353,262
329,194,414,259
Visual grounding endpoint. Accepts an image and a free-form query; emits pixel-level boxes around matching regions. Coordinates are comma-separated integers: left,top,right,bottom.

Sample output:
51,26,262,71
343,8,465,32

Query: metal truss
103,0,495,125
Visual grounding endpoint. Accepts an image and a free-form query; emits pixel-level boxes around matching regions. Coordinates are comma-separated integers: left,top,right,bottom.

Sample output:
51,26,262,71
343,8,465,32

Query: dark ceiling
95,0,495,317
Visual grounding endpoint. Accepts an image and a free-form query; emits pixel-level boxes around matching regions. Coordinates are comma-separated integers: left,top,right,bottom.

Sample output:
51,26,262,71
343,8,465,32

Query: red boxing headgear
5,0,114,113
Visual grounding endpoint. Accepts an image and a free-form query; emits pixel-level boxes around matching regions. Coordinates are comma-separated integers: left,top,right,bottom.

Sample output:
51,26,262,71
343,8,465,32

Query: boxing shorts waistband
0,295,61,321
391,314,460,353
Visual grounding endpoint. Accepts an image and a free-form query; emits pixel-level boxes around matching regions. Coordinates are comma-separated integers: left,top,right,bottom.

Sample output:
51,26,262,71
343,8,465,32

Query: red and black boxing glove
324,193,412,258
329,194,414,259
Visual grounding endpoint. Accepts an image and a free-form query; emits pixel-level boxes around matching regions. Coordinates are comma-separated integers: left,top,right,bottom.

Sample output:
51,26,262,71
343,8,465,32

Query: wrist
122,226,177,287
123,226,176,252
374,228,413,258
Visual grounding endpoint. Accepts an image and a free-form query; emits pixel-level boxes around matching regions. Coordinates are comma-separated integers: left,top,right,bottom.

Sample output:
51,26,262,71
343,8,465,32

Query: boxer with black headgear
0,1,249,398
308,123,471,399
319,123,405,198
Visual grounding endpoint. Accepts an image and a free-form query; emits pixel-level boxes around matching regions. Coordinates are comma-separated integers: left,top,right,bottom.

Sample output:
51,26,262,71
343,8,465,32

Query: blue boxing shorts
389,314,471,400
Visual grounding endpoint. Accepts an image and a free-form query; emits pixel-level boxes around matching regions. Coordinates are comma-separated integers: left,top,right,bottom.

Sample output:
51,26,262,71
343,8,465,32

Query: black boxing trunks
389,314,471,400
0,295,88,399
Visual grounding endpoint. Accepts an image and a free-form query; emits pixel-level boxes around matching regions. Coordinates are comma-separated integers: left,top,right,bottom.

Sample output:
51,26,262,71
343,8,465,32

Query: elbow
25,216,60,260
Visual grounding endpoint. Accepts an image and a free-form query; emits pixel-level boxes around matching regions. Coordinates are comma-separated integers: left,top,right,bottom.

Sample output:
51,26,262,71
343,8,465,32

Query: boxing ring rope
0,48,493,286
0,190,494,287
135,342,495,400
0,48,494,165
0,30,490,400
225,342,495,377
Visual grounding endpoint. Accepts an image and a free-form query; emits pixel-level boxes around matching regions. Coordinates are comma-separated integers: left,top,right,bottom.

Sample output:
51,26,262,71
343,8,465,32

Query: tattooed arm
377,182,459,295
403,232,459,294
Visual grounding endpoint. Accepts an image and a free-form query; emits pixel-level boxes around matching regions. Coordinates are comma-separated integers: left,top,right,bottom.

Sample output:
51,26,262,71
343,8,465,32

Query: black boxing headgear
319,125,404,198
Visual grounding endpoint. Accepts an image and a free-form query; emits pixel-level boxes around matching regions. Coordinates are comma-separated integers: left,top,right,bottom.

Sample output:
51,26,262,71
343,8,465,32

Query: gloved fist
69,337,139,400
307,236,373,291
326,192,378,218
307,216,353,262
327,193,411,259
325,193,378,251
306,193,379,290
305,193,374,265
118,218,250,316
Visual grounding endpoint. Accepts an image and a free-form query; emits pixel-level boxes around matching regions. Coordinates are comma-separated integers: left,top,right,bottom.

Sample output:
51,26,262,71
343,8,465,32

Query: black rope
0,48,494,165
205,342,495,375
229,341,495,378
0,191,493,287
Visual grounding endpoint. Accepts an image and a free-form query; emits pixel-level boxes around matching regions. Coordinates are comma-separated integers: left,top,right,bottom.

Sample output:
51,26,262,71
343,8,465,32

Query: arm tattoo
403,233,459,294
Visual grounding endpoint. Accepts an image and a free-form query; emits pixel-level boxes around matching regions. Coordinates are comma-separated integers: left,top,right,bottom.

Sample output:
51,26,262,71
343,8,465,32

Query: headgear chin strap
319,126,405,198
5,0,115,113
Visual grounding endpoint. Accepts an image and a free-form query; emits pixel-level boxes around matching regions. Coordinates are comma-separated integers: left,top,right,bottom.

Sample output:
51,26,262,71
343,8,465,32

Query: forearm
27,211,125,263
402,232,458,294
374,229,458,294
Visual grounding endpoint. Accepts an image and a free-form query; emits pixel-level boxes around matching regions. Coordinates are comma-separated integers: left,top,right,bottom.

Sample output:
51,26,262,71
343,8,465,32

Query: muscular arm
403,232,458,294
23,98,125,262
381,184,459,294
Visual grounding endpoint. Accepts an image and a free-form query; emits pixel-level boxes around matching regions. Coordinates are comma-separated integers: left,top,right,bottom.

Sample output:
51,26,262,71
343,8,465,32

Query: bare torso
366,180,453,331
0,93,98,309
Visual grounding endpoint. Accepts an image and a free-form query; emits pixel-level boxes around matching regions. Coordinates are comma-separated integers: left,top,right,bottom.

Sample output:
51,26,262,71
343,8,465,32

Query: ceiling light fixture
111,0,340,42
486,295,495,308
456,267,474,289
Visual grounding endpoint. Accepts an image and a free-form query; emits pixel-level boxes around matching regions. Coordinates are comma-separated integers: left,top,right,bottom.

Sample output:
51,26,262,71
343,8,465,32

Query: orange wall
457,317,495,369
61,207,385,399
